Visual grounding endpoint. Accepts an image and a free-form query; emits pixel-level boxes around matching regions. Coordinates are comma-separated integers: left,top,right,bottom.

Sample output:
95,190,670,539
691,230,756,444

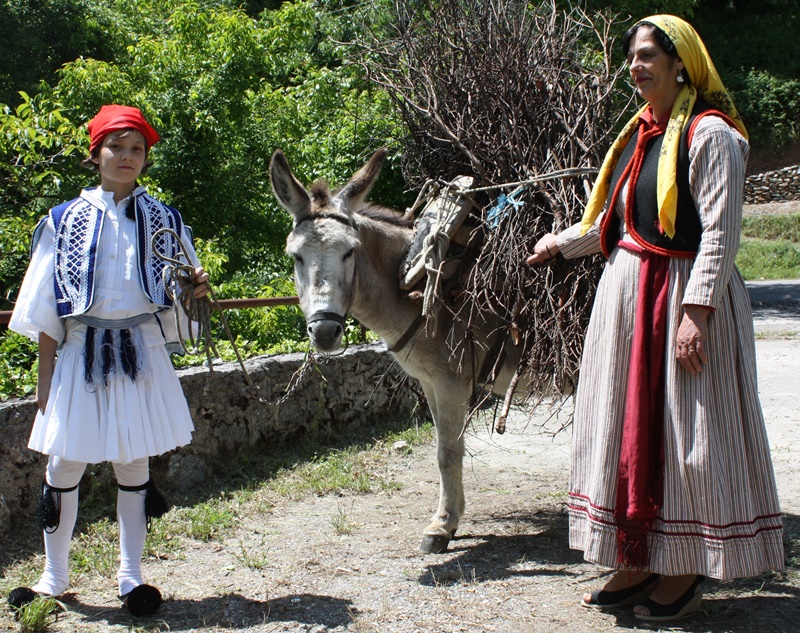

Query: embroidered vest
600,102,732,258
51,188,185,317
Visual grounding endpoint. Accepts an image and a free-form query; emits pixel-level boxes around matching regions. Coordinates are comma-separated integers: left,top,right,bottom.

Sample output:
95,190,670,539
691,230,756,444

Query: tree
0,92,88,309
358,0,628,398
1,0,407,289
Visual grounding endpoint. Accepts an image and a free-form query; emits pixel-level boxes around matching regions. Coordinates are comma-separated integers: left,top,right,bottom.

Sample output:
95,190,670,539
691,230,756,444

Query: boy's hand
192,267,210,299
37,333,58,413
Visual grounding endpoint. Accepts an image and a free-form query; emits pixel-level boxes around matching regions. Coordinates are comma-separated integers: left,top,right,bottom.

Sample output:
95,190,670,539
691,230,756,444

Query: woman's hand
191,267,210,299
526,233,559,266
676,304,712,374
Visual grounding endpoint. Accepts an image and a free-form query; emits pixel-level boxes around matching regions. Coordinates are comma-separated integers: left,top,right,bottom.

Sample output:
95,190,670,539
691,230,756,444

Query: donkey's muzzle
306,311,346,352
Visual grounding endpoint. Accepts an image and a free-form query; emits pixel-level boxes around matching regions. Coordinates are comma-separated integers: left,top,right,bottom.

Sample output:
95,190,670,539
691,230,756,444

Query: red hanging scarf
605,114,672,568
615,240,670,568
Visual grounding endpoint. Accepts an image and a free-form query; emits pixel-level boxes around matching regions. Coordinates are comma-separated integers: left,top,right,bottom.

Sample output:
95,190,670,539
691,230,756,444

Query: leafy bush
733,70,800,148
742,213,800,243
737,239,800,281
0,331,38,400
0,93,91,307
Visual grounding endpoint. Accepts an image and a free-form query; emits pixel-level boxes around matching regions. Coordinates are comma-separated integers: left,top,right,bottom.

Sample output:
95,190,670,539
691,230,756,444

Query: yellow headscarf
579,14,747,238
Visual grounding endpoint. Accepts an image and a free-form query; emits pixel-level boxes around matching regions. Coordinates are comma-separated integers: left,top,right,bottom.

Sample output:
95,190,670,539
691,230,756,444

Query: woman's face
626,26,684,113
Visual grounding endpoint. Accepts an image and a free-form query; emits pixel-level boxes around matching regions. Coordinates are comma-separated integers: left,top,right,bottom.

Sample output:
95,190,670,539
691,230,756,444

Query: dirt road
2,284,798,633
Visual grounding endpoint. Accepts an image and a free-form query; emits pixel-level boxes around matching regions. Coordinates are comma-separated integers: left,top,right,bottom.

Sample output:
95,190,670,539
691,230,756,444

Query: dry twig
356,0,632,411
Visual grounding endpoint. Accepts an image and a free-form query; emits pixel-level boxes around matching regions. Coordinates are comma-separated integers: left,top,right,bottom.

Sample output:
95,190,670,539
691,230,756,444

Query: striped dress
557,115,784,580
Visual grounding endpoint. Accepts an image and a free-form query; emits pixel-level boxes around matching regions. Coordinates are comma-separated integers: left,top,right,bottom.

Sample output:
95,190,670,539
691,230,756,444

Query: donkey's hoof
420,534,451,553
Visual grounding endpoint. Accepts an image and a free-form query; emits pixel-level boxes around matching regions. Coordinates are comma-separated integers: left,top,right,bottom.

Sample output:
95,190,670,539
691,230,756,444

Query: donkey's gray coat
270,148,520,552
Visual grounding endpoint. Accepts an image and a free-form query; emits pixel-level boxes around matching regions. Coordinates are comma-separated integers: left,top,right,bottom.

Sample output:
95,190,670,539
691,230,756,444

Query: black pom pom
36,481,60,532
120,328,138,382
101,328,114,385
144,481,170,520
7,587,37,611
122,584,161,616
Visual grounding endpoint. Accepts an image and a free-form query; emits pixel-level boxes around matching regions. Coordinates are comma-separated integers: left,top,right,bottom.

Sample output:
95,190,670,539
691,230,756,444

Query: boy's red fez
87,105,161,153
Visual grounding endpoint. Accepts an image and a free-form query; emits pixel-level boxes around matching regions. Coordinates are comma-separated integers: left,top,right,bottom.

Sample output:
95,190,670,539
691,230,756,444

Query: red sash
614,240,670,568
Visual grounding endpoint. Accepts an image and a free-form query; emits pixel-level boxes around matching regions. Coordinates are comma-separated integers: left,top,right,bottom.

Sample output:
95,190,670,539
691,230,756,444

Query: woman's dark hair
622,21,690,84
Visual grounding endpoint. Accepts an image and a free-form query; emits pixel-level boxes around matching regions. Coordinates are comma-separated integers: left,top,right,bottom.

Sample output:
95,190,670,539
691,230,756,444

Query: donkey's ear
335,148,387,213
270,150,311,220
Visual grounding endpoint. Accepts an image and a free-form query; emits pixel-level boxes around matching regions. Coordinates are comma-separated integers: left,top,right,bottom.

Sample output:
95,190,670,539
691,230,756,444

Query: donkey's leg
419,379,468,554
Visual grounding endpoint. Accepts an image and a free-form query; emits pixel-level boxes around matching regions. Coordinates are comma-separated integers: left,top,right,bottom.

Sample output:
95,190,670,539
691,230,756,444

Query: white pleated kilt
568,245,785,580
28,333,194,465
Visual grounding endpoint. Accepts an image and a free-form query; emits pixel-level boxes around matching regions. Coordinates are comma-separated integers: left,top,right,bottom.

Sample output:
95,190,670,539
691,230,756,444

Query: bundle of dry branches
357,0,631,411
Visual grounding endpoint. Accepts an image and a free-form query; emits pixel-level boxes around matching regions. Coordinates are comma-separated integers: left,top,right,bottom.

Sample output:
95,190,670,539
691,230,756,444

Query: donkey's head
269,148,387,352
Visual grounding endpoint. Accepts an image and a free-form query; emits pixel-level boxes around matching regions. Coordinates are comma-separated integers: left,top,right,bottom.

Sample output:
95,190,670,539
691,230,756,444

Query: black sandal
581,573,660,609
634,575,705,621
120,584,162,616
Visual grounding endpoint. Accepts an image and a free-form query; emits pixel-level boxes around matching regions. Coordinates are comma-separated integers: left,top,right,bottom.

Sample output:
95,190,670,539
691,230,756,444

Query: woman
8,105,209,616
526,15,784,621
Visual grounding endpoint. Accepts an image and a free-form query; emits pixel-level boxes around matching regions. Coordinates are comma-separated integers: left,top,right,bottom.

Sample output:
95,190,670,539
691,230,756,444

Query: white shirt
10,187,199,349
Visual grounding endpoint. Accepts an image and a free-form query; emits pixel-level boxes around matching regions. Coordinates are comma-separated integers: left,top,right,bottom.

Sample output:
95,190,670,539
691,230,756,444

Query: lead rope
151,228,257,394
151,228,324,404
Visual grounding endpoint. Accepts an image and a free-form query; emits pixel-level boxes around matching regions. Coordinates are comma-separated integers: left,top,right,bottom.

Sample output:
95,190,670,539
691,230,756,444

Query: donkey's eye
294,254,304,266
343,249,354,261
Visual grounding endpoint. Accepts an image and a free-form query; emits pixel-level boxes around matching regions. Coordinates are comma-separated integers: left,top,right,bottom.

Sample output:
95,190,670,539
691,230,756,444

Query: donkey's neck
350,214,420,341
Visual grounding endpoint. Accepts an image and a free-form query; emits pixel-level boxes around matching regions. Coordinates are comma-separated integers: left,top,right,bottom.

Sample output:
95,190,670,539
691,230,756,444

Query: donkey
269,148,521,553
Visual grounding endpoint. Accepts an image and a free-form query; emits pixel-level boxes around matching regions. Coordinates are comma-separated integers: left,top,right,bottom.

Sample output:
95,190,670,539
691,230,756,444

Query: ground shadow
54,592,356,630
418,504,582,587
608,590,800,633
0,412,430,579
418,509,800,633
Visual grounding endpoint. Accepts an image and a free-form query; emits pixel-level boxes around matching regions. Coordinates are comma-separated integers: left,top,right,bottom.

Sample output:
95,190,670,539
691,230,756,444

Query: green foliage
9,595,59,631
693,0,800,86
737,239,800,281
0,0,111,107
0,332,37,400
733,70,800,148
742,213,800,243
206,275,306,354
0,92,91,306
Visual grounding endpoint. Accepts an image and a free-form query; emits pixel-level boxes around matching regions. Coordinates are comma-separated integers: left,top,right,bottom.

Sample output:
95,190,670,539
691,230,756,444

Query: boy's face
91,129,147,194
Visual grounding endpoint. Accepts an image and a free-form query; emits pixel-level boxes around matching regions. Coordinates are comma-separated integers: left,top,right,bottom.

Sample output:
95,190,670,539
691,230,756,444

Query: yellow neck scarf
579,14,747,238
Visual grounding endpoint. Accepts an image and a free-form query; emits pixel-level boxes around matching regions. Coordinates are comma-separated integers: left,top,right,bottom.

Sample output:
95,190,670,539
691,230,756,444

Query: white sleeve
159,221,203,349
555,214,603,260
8,216,66,343
682,116,748,308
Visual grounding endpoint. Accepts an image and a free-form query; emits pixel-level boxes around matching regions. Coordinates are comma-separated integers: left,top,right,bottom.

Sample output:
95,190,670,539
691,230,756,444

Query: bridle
293,212,358,353
292,209,425,357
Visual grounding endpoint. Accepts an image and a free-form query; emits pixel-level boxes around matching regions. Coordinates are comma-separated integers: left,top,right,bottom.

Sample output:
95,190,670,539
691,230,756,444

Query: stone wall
745,164,800,204
0,343,420,534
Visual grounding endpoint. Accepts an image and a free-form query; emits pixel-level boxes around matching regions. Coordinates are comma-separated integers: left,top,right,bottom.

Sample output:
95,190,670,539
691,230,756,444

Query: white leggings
46,455,150,489
35,455,152,597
